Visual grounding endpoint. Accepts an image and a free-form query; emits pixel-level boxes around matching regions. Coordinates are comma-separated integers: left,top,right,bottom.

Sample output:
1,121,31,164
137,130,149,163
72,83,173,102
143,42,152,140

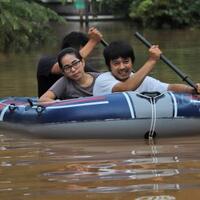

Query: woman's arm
39,90,56,102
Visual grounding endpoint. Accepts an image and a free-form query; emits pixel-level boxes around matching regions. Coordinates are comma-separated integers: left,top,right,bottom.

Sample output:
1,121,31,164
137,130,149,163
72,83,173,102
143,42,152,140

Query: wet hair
57,47,82,69
61,31,89,50
103,41,135,70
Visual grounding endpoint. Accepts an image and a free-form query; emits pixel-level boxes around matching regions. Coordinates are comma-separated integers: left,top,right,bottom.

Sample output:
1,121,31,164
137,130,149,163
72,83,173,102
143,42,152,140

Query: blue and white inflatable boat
0,91,200,138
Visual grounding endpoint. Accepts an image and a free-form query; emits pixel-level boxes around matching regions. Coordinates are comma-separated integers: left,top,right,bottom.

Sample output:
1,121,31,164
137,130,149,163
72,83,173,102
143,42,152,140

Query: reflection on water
1,133,200,199
0,21,200,199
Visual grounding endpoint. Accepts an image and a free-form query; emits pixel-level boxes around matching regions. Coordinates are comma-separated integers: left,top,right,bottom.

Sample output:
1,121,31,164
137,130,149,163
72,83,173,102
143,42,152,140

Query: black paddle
134,32,198,93
100,38,109,47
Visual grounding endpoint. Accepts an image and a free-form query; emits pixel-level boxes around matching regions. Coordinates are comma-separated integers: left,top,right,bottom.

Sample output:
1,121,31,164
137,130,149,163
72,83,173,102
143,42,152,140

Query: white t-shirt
93,72,169,96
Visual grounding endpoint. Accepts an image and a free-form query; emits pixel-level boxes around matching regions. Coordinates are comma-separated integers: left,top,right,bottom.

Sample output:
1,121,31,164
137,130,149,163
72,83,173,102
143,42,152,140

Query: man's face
110,57,133,81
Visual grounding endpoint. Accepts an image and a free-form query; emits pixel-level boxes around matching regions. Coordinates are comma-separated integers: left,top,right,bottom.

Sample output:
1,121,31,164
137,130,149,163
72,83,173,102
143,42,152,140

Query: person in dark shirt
37,27,100,97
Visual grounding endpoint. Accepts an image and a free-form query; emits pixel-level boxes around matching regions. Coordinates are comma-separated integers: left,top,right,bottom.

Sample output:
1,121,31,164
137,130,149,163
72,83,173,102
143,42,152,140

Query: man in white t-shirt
93,41,200,96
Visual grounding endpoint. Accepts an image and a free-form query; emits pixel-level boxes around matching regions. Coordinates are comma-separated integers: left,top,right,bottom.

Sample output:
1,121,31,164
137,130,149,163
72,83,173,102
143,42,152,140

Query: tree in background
0,0,66,52
100,0,132,16
98,0,200,28
129,0,200,28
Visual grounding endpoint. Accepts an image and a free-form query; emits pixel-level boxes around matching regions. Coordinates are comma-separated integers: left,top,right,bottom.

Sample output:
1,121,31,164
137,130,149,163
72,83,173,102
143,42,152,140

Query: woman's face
61,53,85,81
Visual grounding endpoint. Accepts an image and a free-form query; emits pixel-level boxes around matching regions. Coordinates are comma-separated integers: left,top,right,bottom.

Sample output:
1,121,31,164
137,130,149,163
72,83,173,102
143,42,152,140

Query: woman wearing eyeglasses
39,47,100,102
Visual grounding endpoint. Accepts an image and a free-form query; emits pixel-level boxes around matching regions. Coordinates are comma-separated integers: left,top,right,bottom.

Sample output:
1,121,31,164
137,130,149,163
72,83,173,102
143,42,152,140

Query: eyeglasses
62,60,81,73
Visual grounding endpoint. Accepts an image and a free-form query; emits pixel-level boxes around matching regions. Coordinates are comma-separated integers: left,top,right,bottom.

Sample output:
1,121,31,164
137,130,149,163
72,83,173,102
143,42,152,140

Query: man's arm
51,63,62,74
167,83,200,94
50,27,102,74
79,27,102,59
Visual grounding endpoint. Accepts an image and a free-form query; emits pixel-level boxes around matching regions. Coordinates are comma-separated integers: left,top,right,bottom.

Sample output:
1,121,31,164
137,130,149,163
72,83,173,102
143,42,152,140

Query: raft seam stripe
126,92,137,118
0,101,8,106
0,105,9,121
0,101,110,110
122,92,135,118
47,101,109,109
169,92,177,117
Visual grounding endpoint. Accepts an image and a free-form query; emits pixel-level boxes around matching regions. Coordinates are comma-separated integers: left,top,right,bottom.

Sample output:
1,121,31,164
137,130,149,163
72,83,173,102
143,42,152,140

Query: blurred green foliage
0,0,66,52
129,0,200,28
0,0,199,52
100,0,200,28
100,0,133,16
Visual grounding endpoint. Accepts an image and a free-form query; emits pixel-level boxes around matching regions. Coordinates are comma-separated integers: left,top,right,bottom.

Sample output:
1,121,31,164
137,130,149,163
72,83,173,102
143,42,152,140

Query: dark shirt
37,55,98,97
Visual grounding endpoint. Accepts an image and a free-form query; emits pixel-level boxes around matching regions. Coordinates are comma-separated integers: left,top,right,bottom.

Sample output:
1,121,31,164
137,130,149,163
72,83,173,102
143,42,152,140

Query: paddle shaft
100,38,109,47
134,32,198,93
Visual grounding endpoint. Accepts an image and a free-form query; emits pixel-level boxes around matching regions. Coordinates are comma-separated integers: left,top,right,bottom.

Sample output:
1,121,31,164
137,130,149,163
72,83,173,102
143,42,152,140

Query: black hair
103,41,135,70
57,47,82,69
61,31,89,50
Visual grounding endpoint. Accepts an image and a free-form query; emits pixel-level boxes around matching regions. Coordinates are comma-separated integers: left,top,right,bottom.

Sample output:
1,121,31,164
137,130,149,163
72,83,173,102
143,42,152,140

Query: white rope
0,105,9,121
148,97,157,138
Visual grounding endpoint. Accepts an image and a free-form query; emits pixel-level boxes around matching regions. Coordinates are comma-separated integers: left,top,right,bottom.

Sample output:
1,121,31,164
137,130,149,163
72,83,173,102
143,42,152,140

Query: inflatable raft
0,91,200,138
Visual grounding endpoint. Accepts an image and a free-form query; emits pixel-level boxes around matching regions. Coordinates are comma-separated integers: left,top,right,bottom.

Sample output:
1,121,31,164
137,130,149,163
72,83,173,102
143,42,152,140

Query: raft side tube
2,93,135,123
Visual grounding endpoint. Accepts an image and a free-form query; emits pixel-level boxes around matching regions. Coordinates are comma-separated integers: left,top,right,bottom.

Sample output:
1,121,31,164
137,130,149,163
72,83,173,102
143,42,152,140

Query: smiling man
93,41,200,96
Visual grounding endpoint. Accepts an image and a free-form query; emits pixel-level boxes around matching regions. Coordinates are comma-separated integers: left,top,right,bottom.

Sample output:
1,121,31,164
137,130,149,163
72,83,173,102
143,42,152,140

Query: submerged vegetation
0,0,65,52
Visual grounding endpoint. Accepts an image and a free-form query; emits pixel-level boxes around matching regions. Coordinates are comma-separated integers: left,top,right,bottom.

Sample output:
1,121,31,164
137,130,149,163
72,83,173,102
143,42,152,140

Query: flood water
0,21,200,199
